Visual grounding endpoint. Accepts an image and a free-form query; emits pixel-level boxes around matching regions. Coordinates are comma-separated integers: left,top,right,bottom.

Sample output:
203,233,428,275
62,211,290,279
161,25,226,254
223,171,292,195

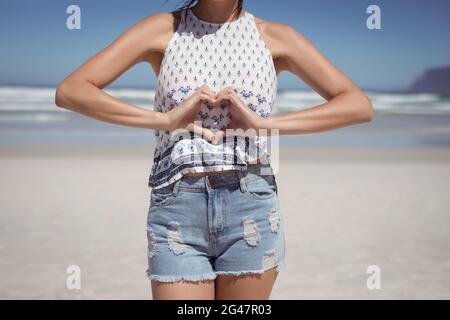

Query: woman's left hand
214,87,267,137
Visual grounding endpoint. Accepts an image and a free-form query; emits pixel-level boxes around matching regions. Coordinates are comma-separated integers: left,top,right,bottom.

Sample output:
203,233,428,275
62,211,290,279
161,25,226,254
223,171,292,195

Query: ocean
1,86,450,147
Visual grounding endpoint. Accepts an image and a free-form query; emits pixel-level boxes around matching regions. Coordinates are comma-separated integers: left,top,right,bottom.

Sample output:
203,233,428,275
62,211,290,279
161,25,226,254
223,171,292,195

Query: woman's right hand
163,85,223,144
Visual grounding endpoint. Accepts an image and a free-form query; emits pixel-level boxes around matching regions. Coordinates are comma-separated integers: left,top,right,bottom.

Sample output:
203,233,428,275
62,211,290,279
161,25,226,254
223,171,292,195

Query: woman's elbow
352,91,374,123
55,80,73,109
55,78,84,109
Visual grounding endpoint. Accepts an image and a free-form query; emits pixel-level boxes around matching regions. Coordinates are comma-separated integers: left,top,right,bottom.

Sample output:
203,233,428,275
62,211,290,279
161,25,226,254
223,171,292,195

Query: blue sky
0,0,449,90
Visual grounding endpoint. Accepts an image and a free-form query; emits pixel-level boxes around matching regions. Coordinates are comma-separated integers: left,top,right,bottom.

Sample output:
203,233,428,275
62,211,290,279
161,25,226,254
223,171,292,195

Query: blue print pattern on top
149,7,278,189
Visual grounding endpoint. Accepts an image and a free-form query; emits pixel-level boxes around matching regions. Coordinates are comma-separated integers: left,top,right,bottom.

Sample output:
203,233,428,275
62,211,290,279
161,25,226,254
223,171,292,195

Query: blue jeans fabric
146,164,286,282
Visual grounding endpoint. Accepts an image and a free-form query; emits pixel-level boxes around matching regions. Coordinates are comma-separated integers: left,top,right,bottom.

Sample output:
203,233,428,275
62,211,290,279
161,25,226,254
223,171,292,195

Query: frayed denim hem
146,260,286,282
214,259,286,277
147,270,218,283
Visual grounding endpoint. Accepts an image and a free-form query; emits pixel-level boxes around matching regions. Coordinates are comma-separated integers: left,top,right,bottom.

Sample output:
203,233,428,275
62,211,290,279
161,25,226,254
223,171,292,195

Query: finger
216,86,236,96
188,85,216,104
215,86,233,98
196,84,213,93
215,89,243,109
186,122,216,142
197,84,218,103
214,92,231,105
198,93,216,105
214,86,234,103
214,87,227,99
226,90,246,109
190,92,216,108
211,129,225,145
201,85,217,100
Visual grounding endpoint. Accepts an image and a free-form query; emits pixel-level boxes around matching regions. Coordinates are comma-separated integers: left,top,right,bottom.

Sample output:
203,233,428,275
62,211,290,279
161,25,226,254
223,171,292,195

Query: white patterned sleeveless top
149,7,277,189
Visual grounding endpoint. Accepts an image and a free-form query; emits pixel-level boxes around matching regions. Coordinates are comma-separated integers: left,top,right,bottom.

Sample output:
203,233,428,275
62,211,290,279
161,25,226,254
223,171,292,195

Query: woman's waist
184,160,265,177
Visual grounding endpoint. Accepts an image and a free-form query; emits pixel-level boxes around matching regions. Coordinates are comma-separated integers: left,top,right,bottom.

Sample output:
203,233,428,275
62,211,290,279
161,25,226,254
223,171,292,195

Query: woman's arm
55,12,177,130
259,22,374,135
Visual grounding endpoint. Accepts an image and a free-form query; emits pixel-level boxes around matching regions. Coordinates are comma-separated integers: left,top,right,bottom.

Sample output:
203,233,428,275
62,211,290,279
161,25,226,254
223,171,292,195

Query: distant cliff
409,66,450,96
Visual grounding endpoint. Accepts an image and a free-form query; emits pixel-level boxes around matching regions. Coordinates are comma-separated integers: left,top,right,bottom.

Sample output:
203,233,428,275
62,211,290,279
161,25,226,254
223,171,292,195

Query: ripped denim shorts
146,164,286,283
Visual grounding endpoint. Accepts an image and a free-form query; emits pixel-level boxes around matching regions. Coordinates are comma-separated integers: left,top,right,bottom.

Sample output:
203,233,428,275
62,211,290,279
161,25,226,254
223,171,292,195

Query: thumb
190,92,215,109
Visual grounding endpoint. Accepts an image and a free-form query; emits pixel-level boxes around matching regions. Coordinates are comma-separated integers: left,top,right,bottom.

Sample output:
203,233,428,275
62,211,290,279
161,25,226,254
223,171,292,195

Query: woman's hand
163,85,224,143
215,87,267,137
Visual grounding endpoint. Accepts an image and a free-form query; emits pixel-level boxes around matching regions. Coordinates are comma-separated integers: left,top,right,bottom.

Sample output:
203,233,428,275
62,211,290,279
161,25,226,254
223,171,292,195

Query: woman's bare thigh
151,280,215,300
151,267,278,300
215,267,279,300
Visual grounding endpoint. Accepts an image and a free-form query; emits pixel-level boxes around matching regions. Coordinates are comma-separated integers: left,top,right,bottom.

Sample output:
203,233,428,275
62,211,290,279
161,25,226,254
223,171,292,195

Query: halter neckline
186,7,248,27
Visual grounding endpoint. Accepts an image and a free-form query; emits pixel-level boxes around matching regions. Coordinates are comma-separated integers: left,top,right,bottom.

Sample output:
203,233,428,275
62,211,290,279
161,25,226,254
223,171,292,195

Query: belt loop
205,175,211,192
172,178,181,196
236,169,247,193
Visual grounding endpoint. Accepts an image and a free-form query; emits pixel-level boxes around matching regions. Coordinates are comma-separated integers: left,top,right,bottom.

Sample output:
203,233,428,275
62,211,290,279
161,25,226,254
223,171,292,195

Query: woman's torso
149,7,278,189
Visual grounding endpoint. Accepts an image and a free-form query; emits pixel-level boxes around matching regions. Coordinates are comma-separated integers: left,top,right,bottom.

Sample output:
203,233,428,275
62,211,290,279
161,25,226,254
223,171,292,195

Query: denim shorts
146,164,286,283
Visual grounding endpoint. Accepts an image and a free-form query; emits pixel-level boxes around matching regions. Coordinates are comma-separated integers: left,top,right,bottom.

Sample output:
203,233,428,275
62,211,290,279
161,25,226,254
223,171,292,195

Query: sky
0,0,449,91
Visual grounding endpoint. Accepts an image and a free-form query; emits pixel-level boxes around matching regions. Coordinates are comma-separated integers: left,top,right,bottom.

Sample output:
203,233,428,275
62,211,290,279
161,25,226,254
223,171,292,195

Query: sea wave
275,90,450,115
0,86,156,112
1,86,450,116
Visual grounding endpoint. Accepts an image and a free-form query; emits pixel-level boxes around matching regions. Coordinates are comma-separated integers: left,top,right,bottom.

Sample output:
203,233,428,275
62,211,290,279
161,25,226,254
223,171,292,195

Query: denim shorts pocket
150,182,179,207
243,174,278,200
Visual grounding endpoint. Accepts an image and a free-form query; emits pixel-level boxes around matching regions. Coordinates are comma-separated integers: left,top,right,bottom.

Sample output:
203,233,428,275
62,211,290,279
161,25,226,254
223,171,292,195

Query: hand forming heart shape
164,84,265,145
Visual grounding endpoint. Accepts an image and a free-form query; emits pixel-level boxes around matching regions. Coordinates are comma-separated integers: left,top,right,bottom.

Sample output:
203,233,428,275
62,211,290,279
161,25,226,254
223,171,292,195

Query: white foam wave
0,86,155,112
1,86,450,115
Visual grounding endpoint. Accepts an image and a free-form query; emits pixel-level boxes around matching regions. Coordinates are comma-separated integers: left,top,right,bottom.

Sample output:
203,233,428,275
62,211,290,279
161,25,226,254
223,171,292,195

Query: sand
0,144,449,299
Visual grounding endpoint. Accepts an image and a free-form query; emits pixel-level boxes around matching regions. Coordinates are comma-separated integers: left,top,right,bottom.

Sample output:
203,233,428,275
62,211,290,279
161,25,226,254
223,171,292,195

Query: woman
55,0,373,300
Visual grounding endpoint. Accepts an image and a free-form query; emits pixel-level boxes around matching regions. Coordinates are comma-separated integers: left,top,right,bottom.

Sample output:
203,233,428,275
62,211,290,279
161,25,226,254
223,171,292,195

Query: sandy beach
1,144,449,299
